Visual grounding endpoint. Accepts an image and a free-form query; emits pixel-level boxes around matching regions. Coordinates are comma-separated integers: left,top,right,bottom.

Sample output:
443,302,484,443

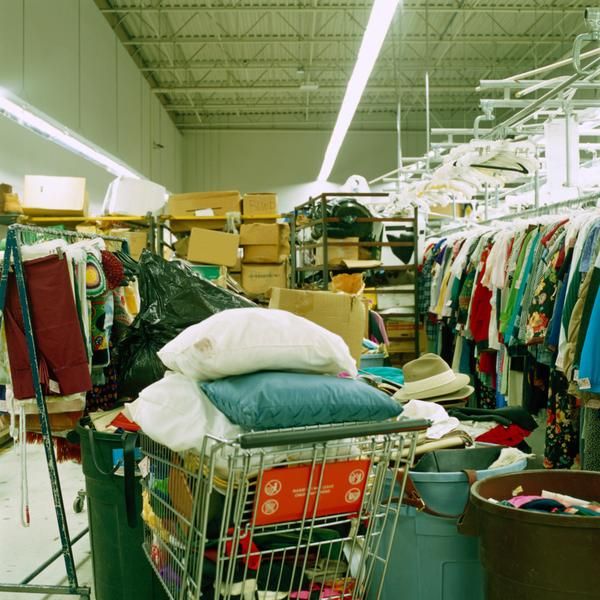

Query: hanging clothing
4,254,92,400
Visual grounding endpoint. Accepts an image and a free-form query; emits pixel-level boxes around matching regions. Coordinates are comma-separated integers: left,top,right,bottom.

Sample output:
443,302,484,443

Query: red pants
4,254,92,399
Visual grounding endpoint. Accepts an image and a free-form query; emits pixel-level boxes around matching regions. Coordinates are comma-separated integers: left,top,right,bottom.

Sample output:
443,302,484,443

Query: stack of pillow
127,308,402,452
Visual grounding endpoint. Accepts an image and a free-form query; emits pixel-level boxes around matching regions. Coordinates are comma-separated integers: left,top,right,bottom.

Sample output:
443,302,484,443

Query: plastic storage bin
371,449,527,600
77,422,168,600
463,470,600,600
359,353,386,368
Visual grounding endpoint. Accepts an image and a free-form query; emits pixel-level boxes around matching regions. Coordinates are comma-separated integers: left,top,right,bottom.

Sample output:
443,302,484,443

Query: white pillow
157,307,357,380
126,372,242,452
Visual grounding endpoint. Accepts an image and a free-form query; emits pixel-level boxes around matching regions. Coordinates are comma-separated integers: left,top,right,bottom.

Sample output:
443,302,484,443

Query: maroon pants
4,254,92,400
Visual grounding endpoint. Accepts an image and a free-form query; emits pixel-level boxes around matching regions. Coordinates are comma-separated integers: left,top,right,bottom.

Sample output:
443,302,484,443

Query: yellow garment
124,281,140,316
433,267,452,318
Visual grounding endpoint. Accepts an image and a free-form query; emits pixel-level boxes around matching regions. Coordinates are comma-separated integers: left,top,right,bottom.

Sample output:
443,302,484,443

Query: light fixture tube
317,0,400,182
0,93,142,179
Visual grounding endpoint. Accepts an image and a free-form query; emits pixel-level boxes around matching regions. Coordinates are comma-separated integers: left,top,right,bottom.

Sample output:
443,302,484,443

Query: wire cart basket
140,419,428,600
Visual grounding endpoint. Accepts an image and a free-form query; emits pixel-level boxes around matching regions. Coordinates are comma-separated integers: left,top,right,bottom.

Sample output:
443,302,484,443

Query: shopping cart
140,419,428,600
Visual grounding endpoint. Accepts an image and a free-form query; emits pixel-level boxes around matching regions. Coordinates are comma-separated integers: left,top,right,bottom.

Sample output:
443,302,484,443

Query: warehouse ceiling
96,1,594,132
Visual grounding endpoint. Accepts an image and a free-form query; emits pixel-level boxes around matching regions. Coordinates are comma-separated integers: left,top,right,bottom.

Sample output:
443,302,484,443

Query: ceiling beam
100,3,586,15
152,84,477,94
166,102,482,112
123,35,579,46
139,59,522,73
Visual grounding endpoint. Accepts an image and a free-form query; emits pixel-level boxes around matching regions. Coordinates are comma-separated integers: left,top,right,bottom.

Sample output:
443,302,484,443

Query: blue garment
547,278,568,348
579,289,600,393
579,222,600,273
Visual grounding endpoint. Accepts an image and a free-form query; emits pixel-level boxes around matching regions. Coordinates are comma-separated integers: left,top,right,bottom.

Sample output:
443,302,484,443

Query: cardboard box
110,229,148,260
242,263,288,297
269,288,366,364
241,223,290,264
0,183,11,212
316,237,360,266
23,176,88,216
231,255,242,273
168,191,241,217
173,236,190,258
240,223,287,245
243,193,278,216
187,228,239,267
376,285,415,311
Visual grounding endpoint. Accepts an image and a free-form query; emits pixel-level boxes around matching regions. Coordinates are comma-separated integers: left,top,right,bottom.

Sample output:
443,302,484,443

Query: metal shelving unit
21,212,158,254
290,193,421,358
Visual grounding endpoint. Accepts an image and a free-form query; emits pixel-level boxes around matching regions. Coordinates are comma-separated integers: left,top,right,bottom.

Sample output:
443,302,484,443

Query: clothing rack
429,191,600,239
0,224,126,598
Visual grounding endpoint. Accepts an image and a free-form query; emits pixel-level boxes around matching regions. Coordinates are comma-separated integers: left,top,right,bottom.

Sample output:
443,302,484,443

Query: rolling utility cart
140,419,427,600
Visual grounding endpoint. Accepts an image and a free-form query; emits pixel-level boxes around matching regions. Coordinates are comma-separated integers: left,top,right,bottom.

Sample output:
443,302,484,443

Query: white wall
0,0,182,210
183,129,426,213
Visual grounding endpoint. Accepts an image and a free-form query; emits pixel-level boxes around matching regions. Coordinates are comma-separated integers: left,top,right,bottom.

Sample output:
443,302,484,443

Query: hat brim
394,373,471,401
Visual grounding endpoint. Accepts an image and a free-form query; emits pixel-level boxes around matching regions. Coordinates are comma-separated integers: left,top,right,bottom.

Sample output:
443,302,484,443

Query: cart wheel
73,491,86,513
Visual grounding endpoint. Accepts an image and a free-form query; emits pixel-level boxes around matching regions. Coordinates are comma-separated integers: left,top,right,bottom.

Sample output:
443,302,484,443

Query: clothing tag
139,456,150,479
578,377,592,391
445,300,453,307
48,379,60,394
574,369,580,381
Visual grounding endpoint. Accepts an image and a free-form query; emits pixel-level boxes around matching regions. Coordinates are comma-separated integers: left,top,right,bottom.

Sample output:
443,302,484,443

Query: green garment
499,229,538,341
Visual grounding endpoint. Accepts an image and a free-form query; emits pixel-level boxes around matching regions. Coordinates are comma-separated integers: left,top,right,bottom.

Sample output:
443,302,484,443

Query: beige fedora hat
394,353,474,402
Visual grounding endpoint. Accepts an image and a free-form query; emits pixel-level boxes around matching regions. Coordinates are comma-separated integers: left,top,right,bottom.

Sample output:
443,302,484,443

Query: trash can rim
470,469,600,529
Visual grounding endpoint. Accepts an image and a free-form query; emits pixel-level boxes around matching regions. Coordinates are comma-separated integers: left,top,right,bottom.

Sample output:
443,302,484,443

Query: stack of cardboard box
241,222,290,297
168,191,242,283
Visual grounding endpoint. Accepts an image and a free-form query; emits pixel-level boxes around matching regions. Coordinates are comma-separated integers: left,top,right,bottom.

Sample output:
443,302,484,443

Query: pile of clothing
421,208,600,469
494,489,600,516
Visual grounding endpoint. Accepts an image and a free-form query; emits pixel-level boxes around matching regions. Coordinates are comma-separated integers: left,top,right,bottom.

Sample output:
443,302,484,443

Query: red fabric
219,528,260,571
101,250,124,290
475,424,531,447
110,412,141,432
468,246,493,345
4,254,92,399
479,351,496,374
540,219,568,246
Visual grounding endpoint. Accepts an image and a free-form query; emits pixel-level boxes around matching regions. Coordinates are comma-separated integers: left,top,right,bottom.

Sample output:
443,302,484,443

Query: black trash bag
118,250,255,398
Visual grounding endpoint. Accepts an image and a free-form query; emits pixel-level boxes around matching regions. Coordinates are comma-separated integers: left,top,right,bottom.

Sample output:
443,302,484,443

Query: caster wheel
73,491,86,513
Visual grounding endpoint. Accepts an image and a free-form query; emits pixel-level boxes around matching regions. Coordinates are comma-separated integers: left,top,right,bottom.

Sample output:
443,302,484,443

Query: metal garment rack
430,191,600,239
0,224,126,598
290,193,420,357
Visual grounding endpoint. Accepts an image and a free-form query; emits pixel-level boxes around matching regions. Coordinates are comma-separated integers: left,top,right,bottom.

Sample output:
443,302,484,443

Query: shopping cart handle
237,419,430,449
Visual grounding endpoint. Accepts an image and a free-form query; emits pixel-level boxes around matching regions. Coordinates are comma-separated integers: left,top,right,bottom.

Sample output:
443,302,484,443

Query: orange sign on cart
253,459,371,526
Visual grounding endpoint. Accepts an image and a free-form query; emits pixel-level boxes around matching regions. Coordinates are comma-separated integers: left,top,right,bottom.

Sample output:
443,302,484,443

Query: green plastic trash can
462,470,600,600
76,422,168,600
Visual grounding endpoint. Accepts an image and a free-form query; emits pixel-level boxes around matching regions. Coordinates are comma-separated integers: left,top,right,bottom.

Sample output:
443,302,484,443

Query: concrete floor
0,442,94,599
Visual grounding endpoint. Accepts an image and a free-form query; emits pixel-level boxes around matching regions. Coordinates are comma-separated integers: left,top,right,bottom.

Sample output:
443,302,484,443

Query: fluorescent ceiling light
0,92,141,179
317,0,400,182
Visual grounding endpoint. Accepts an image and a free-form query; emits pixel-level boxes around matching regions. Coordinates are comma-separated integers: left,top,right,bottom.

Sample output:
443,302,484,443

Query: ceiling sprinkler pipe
574,8,600,74
474,111,495,139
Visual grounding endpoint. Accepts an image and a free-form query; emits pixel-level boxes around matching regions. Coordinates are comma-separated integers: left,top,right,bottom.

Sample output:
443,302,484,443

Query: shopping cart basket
140,419,428,600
